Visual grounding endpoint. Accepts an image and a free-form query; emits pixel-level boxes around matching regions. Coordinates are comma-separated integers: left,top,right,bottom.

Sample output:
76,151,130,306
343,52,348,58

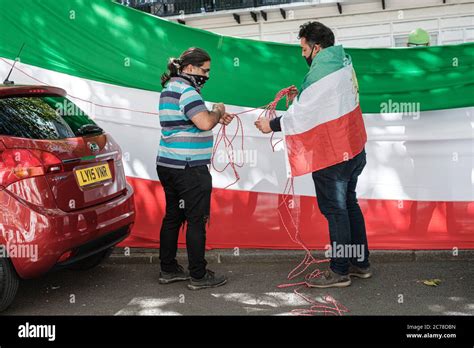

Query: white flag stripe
1,59,472,201
282,64,358,136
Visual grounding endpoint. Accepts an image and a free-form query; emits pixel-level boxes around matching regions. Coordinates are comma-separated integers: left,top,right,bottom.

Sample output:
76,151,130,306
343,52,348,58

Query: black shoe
187,270,227,290
306,269,351,288
159,265,190,284
348,264,372,279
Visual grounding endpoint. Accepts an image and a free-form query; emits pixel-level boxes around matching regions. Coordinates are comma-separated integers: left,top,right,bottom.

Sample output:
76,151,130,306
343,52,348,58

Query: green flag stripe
300,45,347,92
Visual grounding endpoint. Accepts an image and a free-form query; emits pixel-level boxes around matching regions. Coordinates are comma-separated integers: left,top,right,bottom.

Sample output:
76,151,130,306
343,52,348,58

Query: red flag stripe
285,105,367,177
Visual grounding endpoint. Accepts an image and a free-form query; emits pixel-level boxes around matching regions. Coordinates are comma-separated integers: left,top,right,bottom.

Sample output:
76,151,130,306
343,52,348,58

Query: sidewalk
4,248,473,316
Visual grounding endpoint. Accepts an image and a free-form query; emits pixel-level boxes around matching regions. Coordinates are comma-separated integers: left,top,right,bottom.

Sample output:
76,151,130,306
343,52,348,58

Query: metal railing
117,0,306,17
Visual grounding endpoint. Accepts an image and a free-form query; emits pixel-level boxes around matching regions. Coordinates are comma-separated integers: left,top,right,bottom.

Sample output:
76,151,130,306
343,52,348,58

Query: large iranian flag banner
0,0,473,250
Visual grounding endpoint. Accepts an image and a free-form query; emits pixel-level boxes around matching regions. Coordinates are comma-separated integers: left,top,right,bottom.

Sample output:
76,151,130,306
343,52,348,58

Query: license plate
75,163,112,187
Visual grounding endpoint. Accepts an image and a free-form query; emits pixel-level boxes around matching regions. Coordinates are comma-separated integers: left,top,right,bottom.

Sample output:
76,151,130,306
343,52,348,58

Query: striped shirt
156,76,213,169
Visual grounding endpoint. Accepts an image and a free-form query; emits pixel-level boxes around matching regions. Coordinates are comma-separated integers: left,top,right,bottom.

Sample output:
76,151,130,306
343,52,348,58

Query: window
0,96,100,140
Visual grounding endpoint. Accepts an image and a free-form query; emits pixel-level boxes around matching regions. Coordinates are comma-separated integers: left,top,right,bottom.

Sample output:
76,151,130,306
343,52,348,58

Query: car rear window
0,96,100,140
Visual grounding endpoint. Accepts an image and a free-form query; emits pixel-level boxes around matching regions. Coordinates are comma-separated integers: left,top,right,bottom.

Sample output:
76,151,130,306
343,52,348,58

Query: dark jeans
156,164,212,279
312,149,370,275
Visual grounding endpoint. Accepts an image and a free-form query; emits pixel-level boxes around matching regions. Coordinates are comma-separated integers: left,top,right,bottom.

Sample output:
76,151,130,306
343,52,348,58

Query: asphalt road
3,257,473,316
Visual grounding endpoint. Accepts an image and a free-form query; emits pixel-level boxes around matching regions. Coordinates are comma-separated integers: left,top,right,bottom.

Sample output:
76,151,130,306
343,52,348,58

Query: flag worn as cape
281,45,367,177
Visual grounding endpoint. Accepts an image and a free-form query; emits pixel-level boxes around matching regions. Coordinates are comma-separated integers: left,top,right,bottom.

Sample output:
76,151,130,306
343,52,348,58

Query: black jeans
312,149,370,275
156,164,212,279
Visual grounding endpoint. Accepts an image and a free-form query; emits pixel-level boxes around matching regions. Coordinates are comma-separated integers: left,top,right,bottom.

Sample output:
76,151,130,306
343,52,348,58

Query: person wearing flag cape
255,22,371,288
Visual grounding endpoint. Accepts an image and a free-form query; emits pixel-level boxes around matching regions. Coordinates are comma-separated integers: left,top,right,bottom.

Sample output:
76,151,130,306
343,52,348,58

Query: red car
0,85,135,312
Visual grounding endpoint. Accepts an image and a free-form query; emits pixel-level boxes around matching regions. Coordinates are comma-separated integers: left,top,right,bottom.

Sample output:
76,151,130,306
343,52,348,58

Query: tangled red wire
210,86,294,188
276,178,349,316
211,86,348,316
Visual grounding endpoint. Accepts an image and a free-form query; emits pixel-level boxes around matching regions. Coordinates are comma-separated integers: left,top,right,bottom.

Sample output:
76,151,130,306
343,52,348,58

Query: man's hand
254,118,272,134
219,113,234,126
288,85,298,103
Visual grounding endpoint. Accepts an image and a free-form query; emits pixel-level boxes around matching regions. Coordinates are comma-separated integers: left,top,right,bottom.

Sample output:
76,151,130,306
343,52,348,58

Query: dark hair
298,21,335,48
161,47,211,87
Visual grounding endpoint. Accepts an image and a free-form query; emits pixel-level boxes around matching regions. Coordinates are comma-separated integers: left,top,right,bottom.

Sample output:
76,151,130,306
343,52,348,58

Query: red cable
0,58,160,116
210,85,348,315
276,178,348,316
211,86,294,188
258,86,293,152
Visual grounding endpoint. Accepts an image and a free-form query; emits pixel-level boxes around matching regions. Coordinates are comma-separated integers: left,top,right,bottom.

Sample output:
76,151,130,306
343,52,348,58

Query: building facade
120,0,474,47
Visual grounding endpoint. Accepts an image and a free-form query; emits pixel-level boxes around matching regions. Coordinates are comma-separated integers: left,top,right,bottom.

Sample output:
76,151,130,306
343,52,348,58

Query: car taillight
0,148,63,187
57,250,73,263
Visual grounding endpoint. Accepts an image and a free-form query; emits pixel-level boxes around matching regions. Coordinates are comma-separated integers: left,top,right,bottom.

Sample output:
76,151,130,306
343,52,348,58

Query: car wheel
0,257,20,312
67,247,114,271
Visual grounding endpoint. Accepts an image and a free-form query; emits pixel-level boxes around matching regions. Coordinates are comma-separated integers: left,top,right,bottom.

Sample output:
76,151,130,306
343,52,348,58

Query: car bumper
3,184,135,279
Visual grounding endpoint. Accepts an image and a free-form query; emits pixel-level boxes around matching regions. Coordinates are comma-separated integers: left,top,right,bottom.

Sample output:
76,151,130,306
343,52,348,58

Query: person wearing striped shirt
157,47,233,290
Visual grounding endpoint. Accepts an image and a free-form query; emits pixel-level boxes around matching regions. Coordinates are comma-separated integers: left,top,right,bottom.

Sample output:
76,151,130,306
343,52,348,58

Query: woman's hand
219,113,234,126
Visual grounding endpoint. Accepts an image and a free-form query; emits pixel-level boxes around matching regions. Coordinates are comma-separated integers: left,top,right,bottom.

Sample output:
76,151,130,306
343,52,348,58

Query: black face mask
188,74,209,88
305,45,316,67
